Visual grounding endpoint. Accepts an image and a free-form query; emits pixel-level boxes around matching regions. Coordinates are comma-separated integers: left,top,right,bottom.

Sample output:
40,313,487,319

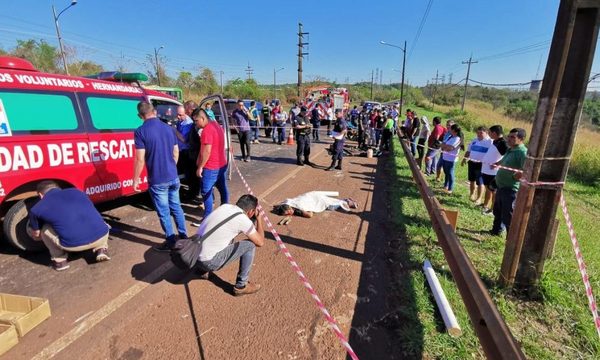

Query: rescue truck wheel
3,199,45,252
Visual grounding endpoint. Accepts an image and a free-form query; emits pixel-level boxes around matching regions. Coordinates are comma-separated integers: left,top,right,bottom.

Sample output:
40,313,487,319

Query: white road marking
32,148,326,359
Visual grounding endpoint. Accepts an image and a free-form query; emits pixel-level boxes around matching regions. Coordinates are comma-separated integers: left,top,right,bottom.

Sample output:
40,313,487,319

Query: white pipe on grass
423,259,462,337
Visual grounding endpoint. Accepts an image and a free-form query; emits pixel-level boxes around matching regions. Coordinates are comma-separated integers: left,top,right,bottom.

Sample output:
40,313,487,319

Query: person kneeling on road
27,181,110,271
273,191,358,218
196,195,264,296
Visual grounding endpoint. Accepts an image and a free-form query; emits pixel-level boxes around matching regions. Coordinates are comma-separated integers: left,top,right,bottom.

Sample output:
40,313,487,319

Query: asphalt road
0,134,397,360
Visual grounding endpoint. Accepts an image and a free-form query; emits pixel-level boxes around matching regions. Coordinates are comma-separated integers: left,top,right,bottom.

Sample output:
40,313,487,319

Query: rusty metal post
499,0,600,288
398,138,526,359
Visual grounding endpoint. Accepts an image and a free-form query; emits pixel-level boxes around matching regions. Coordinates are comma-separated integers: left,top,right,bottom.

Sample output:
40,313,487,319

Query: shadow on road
347,141,424,360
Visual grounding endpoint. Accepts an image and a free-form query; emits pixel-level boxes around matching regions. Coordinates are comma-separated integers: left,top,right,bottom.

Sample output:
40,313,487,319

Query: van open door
197,95,233,180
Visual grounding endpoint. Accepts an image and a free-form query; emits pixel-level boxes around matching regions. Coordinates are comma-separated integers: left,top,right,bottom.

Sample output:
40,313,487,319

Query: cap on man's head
300,106,307,112
335,109,342,114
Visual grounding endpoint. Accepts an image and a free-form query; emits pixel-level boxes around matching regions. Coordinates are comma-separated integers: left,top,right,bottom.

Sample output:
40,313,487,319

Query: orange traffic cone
287,128,295,145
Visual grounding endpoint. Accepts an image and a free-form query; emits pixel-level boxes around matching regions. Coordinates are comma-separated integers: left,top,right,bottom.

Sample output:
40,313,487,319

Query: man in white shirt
480,125,509,213
462,126,493,204
196,195,265,296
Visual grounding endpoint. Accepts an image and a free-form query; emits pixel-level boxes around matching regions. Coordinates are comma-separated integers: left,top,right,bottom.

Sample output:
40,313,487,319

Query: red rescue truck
0,56,231,251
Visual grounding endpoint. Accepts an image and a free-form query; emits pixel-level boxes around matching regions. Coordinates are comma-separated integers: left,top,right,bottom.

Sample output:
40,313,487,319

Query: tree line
1,38,598,129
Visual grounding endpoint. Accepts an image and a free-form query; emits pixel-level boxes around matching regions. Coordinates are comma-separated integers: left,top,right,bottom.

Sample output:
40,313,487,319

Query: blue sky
0,0,598,88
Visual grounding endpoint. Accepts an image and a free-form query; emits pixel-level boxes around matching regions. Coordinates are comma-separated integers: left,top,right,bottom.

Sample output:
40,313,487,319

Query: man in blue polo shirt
134,102,188,252
28,181,110,271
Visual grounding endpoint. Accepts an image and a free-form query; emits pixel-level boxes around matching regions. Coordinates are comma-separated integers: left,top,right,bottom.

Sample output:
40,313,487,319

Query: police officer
293,106,312,166
326,109,348,171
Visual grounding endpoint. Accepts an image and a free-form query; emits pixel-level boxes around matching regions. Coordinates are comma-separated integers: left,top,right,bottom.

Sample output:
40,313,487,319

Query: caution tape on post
230,160,360,359
402,138,599,339
559,194,600,339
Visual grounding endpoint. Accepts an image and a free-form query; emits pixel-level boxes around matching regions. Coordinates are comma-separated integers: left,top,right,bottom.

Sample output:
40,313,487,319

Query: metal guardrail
397,138,526,359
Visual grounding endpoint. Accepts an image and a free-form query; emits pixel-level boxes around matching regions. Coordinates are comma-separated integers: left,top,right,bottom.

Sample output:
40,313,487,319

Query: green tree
145,53,172,86
175,71,194,97
13,39,60,73
68,60,103,77
224,78,263,100
193,68,219,96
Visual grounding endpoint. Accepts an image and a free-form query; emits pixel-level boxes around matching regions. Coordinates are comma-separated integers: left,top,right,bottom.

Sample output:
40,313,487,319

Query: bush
570,144,600,185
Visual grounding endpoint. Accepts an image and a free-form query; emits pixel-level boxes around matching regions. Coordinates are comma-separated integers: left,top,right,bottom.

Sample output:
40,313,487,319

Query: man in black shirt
293,107,312,166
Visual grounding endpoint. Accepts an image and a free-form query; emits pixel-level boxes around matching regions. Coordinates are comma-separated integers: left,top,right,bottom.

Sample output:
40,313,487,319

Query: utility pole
245,62,254,80
448,72,453,84
461,55,478,111
431,70,442,111
297,22,309,97
219,71,224,94
400,40,406,115
380,40,406,114
380,69,383,86
500,0,600,291
273,67,284,101
52,0,77,75
370,70,374,99
154,46,164,86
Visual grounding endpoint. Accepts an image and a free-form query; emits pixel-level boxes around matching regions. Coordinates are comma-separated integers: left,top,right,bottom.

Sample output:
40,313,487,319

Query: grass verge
387,116,599,358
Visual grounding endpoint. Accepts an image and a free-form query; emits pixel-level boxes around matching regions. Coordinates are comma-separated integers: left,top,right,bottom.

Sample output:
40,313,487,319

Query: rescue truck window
87,97,141,130
0,92,78,131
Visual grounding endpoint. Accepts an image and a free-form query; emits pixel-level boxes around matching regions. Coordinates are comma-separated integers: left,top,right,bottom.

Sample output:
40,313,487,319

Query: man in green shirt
490,128,527,236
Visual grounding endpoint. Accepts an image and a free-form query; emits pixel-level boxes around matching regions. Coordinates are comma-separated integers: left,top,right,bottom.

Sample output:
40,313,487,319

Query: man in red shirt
424,116,446,175
193,108,229,217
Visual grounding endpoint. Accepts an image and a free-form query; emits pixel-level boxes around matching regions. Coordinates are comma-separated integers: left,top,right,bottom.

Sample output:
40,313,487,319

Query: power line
477,40,550,62
469,79,533,87
408,0,434,59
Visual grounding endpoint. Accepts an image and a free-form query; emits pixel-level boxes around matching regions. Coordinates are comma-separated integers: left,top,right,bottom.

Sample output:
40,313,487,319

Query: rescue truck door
78,93,145,202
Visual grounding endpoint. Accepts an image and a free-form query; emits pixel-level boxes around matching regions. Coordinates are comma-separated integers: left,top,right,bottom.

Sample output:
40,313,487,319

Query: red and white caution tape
230,160,360,359
560,194,600,339
403,139,598,337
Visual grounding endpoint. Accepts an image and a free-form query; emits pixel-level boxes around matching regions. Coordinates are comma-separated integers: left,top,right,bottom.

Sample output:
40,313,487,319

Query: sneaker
243,158,249,162
335,165,342,170
95,248,111,262
246,157,251,162
153,241,174,252
233,281,261,296
52,260,70,271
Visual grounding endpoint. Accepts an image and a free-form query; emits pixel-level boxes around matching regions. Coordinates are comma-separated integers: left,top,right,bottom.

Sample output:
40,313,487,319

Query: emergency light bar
85,72,148,82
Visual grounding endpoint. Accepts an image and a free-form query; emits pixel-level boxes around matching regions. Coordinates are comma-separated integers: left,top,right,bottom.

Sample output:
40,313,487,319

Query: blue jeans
276,124,286,143
425,149,439,175
410,136,419,156
149,178,187,244
374,128,382,145
492,187,517,234
198,240,256,288
201,165,230,217
442,159,456,191
249,121,259,141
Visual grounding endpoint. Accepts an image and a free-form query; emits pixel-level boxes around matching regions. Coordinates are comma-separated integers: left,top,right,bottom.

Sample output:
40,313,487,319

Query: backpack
170,212,243,270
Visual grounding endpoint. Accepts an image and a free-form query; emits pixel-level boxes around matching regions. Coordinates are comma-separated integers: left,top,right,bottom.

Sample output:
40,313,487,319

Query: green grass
386,107,600,359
